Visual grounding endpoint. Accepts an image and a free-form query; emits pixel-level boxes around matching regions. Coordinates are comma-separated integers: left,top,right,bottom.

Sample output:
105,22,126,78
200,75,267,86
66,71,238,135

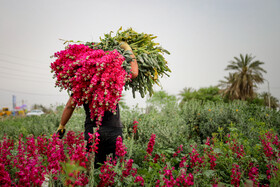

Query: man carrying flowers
55,42,138,167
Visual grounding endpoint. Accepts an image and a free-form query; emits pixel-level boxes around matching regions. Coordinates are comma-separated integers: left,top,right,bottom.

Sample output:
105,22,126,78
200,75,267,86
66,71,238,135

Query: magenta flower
134,176,144,186
173,144,183,158
122,159,134,177
115,136,127,158
0,163,11,187
248,163,259,183
51,44,131,126
146,133,156,156
132,121,139,134
231,164,241,187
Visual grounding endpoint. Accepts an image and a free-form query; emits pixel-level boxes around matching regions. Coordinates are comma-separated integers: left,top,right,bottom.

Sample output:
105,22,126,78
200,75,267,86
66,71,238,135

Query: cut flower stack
51,28,170,124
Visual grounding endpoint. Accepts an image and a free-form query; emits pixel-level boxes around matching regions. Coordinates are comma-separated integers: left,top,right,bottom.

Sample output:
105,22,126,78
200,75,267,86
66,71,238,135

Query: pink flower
134,176,144,186
122,159,134,177
132,120,139,134
115,136,127,158
0,163,11,187
90,131,100,154
189,148,204,168
51,44,131,126
248,163,259,183
231,164,241,187
173,144,183,157
146,134,156,156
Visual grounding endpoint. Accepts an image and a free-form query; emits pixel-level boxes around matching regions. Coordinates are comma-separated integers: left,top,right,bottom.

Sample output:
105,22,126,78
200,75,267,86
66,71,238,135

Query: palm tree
259,92,279,109
178,87,196,103
219,54,267,100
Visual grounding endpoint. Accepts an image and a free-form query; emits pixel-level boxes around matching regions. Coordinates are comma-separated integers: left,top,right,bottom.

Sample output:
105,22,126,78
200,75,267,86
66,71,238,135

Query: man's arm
120,42,139,79
56,96,76,138
129,53,138,79
60,96,76,126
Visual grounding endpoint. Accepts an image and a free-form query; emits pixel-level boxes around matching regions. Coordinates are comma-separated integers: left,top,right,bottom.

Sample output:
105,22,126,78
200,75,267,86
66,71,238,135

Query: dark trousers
84,124,123,168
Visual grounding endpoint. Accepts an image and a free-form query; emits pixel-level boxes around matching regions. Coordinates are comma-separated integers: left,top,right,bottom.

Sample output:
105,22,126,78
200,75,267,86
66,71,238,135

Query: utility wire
0,52,49,64
0,69,53,80
0,75,54,83
0,58,46,69
0,88,68,96
0,65,50,76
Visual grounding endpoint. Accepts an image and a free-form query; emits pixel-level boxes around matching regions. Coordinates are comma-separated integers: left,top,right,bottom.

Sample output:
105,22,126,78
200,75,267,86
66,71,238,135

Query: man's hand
55,96,75,139
56,124,66,139
119,41,132,51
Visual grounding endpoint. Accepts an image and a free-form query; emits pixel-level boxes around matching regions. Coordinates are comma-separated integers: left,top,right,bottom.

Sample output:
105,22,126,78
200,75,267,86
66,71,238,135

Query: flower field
1,97,280,186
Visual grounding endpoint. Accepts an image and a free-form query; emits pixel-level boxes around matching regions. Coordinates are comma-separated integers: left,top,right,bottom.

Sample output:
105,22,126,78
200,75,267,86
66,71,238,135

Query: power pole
265,80,271,109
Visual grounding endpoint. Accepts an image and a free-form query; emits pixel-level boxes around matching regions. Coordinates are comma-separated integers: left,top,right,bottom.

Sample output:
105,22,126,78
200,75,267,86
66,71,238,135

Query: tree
219,54,267,100
178,87,196,103
259,92,279,109
179,86,222,105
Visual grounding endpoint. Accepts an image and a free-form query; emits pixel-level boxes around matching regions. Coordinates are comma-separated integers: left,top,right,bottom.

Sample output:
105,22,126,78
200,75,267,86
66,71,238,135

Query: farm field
1,96,280,186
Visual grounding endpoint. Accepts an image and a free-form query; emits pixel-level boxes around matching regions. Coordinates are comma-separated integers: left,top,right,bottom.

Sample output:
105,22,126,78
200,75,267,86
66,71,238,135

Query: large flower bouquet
51,28,170,124
51,44,130,125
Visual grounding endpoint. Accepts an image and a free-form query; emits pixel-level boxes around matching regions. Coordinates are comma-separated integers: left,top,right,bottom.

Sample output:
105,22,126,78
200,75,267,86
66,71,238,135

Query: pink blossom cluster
0,163,11,187
226,136,245,159
132,120,139,134
260,131,280,180
12,136,46,186
173,144,183,158
260,131,278,159
162,166,176,186
115,136,127,158
0,132,89,186
0,136,14,169
98,137,142,186
189,147,204,169
122,159,136,177
145,133,156,160
134,176,145,186
88,130,101,153
156,166,194,186
99,159,117,187
204,137,217,170
248,163,259,183
51,44,131,125
230,164,241,187
45,134,66,179
64,132,88,169
174,170,194,186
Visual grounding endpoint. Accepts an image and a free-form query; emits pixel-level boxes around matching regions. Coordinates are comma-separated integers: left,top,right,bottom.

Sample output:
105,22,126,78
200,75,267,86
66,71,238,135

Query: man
56,42,138,167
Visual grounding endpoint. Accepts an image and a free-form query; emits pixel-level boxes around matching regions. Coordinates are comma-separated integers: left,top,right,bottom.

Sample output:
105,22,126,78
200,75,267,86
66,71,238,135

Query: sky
0,0,279,110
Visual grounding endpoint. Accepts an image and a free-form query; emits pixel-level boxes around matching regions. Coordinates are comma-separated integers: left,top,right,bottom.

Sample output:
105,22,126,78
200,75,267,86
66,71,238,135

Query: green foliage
179,100,280,143
1,90,280,186
0,106,85,140
86,27,171,98
179,86,222,105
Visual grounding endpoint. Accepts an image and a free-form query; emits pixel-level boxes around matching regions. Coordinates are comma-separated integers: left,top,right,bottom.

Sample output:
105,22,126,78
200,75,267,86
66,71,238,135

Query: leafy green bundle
86,27,171,98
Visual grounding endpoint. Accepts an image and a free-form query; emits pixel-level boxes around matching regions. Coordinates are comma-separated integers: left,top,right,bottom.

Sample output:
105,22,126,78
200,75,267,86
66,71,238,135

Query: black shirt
83,103,123,128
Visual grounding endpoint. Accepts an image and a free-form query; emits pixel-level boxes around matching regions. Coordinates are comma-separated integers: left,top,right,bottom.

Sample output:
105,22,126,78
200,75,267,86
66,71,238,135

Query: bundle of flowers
85,27,171,98
50,44,130,125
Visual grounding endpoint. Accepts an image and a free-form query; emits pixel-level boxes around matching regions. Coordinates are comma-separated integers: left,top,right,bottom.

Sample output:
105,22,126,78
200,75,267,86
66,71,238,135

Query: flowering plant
51,44,131,125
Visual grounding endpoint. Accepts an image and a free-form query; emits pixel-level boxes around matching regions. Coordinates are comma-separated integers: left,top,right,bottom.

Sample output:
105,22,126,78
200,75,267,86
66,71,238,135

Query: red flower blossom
134,176,144,186
146,134,156,156
115,136,127,158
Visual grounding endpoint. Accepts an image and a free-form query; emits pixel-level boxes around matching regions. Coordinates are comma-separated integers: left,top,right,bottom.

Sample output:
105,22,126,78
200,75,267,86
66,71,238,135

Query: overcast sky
0,0,279,110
